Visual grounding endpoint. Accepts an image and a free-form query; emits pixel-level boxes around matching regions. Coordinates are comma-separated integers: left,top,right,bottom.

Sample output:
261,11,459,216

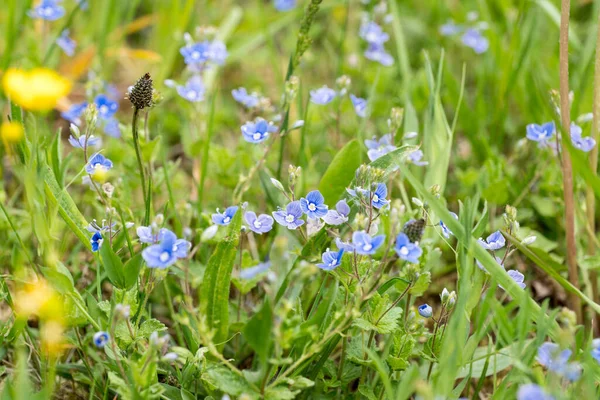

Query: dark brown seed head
402,218,426,243
128,73,154,109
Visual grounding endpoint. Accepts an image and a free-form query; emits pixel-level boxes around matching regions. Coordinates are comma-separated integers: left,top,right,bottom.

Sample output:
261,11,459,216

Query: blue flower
503,270,526,290
562,362,582,382
350,94,367,118
93,331,110,348
273,201,305,230
364,43,394,66
408,150,429,166
142,229,180,269
370,183,389,209
207,40,228,65
180,41,212,65
591,339,600,364
240,261,271,279
212,206,238,226
241,118,277,144
100,118,121,138
461,29,489,54
61,101,88,125
439,21,461,36
56,29,76,56
90,231,103,252
317,249,344,271
394,233,422,263
476,255,504,272
137,226,158,244
310,86,336,105
94,94,118,119
359,21,389,45
526,122,555,144
85,153,113,174
274,0,296,11
138,227,190,258
365,134,396,161
335,237,354,252
478,231,505,251
537,342,571,373
69,134,101,149
323,200,350,225
517,384,554,400
28,0,65,21
175,75,205,102
245,211,274,234
352,231,385,255
232,87,260,108
418,304,432,318
300,190,328,219
570,123,596,152
440,212,458,238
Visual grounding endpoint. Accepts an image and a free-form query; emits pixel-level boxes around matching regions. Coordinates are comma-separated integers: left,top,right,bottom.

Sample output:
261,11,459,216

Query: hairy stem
559,0,582,324
131,108,149,224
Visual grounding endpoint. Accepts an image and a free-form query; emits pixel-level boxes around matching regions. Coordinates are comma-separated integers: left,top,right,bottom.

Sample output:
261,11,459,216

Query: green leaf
243,298,273,365
200,207,243,347
99,241,126,289
387,332,416,371
201,364,256,397
354,293,402,334
123,254,143,289
408,272,431,296
377,277,410,295
318,139,362,205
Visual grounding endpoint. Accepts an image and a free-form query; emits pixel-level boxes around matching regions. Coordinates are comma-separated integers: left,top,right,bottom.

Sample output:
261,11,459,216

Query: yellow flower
2,68,71,111
1,121,24,144
41,321,66,358
14,279,64,322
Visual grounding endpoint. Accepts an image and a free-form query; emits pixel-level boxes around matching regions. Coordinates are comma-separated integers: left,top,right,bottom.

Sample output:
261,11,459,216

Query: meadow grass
1,0,600,399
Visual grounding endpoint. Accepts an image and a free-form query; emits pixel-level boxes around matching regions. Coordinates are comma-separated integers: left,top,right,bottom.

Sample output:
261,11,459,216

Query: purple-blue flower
240,261,271,279
273,201,305,230
176,75,205,102
408,150,429,166
85,153,113,174
365,134,396,161
317,249,344,271
353,231,385,255
137,227,190,258
478,231,505,250
323,200,350,225
537,342,571,373
370,183,389,209
440,212,458,238
93,331,109,348
526,122,555,144
300,190,328,219
310,86,336,105
591,339,600,364
180,41,212,65
440,21,461,36
100,118,120,138
245,211,274,234
562,362,582,382
359,21,389,45
212,206,238,226
335,237,354,252
418,304,432,318
350,94,367,118
142,229,180,268
461,29,489,54
570,123,596,152
395,233,422,263
61,101,88,125
56,29,76,56
504,270,526,290
90,231,103,252
137,226,159,244
69,134,101,149
364,43,394,66
517,384,554,400
28,0,65,21
232,87,260,108
241,118,277,144
274,0,296,11
94,95,118,119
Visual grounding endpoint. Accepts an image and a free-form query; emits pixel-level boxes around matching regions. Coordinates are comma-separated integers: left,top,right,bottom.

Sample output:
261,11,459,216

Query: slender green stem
131,108,149,225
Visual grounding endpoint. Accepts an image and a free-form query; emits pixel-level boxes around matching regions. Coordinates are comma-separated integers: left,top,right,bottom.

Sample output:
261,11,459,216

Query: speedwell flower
172,76,205,102
61,101,88,125
570,123,596,152
68,134,101,149
407,149,429,166
93,331,110,348
300,190,328,219
517,384,554,400
365,134,396,161
418,304,432,318
310,86,336,105
240,261,271,279
461,29,489,54
232,87,260,108
526,122,555,144
478,231,505,250
273,201,304,230
85,153,113,175
350,94,367,118
274,0,296,11
317,249,344,271
352,231,385,255
241,118,277,144
56,29,76,56
370,183,389,209
323,200,350,225
212,206,238,226
28,0,65,21
94,94,118,119
440,212,459,238
395,233,422,263
142,229,184,268
244,211,274,234
90,231,103,252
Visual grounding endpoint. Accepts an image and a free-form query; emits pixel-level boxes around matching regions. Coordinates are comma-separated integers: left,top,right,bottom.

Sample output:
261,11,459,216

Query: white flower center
399,247,409,256
188,90,197,99
373,194,379,202
308,203,316,211
100,105,108,115
191,52,200,60
363,244,373,252
253,133,261,140
172,244,178,252
93,163,102,170
159,251,170,262
253,220,262,228
223,217,231,224
285,214,295,223
329,260,337,266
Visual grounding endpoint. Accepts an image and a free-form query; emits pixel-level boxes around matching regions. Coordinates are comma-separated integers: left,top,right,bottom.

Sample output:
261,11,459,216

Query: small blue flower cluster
526,121,596,152
537,342,582,382
28,0,65,21
138,227,191,269
439,14,489,54
359,20,394,66
477,230,526,290
62,93,121,138
274,0,296,12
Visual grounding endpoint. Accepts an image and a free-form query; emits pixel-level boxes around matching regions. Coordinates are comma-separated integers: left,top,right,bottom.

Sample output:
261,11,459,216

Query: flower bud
418,304,432,318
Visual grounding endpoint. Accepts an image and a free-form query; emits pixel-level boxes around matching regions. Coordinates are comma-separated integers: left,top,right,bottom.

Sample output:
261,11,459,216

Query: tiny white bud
270,178,285,191
125,222,135,229
69,123,80,137
201,225,219,241
412,197,423,207
522,236,537,245
404,131,418,139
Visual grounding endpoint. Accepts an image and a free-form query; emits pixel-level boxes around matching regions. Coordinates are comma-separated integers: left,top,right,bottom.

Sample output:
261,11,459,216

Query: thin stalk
559,0,583,324
131,108,149,225
586,11,600,330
